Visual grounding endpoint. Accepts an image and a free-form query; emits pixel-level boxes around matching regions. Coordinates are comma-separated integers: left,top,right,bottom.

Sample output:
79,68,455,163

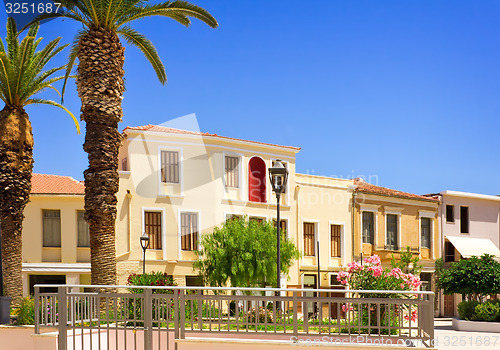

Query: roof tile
123,125,301,150
31,174,84,195
354,179,439,202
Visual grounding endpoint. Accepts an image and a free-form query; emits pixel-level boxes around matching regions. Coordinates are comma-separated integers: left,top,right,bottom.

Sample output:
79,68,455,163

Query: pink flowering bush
337,255,422,333
337,255,421,294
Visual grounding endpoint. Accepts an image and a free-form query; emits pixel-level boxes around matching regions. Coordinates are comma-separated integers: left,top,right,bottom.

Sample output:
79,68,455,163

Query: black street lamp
268,159,289,289
140,232,150,275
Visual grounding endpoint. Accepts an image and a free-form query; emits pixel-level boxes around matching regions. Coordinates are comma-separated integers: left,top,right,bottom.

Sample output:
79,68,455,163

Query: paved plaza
433,318,500,350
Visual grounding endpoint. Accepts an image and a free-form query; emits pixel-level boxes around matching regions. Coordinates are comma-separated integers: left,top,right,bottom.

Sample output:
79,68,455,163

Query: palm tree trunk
0,106,33,306
77,27,125,287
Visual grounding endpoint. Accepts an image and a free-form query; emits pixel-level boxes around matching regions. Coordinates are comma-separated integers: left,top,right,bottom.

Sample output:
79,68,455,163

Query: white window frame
459,205,470,234
301,219,319,261
359,204,379,249
384,207,402,251
141,207,167,260
178,210,201,258
248,155,268,204
76,210,90,248
158,146,183,195
328,221,345,265
270,216,290,239
445,204,455,224
223,152,243,194
418,211,435,258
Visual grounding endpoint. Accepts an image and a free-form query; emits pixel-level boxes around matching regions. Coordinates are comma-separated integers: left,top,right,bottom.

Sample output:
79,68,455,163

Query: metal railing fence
34,285,434,350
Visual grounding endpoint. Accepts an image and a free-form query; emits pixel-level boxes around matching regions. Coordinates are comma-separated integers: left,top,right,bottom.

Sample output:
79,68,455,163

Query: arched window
248,157,266,203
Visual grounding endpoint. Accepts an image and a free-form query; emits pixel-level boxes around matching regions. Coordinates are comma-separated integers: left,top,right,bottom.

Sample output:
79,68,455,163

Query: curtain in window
43,210,61,247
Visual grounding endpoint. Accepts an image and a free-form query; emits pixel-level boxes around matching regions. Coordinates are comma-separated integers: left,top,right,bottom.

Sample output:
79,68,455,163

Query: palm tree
29,1,217,287
0,18,79,305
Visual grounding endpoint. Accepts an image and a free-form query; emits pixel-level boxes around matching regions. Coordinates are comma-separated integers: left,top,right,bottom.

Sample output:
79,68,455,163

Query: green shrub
127,272,176,294
474,301,500,322
16,297,35,325
457,300,480,321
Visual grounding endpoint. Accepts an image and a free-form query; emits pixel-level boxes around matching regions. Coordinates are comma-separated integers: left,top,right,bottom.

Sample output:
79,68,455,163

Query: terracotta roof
123,125,301,151
354,179,439,202
31,174,85,195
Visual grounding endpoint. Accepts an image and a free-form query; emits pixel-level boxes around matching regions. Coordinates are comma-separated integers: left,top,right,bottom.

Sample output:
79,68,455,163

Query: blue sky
1,0,499,196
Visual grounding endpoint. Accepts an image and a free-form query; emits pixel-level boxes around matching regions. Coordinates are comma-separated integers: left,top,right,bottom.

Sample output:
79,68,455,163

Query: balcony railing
34,285,434,349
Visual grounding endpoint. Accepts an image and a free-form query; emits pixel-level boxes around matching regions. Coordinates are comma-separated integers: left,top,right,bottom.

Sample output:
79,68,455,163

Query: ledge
452,318,500,333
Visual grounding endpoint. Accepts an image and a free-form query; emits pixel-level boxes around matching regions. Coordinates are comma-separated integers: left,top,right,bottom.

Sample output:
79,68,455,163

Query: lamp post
140,233,150,274
268,160,289,289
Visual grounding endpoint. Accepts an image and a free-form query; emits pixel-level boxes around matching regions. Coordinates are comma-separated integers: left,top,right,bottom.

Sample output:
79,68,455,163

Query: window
226,214,242,222
303,222,315,256
249,216,264,224
225,156,239,188
181,212,198,251
331,224,341,258
121,157,128,171
444,241,455,262
272,219,287,237
43,210,61,247
161,151,179,183
185,276,203,287
248,157,266,203
446,205,454,223
77,211,90,247
362,211,374,244
460,206,469,234
386,214,398,250
271,160,287,193
144,211,162,249
420,217,431,249
420,273,432,292
29,275,65,295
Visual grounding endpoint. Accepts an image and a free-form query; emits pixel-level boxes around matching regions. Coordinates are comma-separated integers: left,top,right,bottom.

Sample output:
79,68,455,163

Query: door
444,294,455,316
303,275,317,317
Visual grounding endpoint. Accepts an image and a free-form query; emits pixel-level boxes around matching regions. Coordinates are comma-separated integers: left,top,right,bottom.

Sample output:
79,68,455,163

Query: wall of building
440,193,500,247
294,174,354,288
21,195,90,296
353,194,439,270
115,130,300,286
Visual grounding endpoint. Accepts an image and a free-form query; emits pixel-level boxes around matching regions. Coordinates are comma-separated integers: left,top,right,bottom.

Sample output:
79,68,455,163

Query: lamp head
268,159,289,194
140,232,150,250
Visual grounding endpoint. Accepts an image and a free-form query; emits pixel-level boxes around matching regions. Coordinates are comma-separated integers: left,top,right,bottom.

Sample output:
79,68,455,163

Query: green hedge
458,300,500,322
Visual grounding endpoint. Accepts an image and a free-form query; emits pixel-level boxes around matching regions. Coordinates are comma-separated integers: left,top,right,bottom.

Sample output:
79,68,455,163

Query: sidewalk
433,318,500,349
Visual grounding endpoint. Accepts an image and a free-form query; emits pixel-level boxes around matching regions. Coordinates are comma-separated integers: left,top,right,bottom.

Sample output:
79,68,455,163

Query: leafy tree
437,254,500,301
390,246,423,275
194,218,300,288
0,18,78,304
28,0,217,286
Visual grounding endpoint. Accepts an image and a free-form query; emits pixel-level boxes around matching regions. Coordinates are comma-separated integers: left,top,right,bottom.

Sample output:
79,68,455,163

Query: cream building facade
20,126,447,297
21,174,90,295
114,125,356,290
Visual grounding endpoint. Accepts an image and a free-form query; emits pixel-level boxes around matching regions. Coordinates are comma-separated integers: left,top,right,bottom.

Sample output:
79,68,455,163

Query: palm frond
118,26,166,84
25,98,80,134
62,30,86,102
6,17,19,61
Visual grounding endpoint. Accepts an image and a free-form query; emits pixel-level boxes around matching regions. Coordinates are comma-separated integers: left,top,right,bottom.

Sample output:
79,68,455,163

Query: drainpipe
126,190,133,253
295,185,301,285
349,185,358,262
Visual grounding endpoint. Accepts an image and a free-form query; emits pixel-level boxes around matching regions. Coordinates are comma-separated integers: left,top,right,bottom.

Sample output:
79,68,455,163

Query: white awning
446,236,500,258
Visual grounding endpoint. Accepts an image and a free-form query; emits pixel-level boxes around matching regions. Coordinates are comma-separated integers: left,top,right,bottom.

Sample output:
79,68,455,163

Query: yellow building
22,174,90,295
352,178,440,293
20,127,442,298
115,125,356,290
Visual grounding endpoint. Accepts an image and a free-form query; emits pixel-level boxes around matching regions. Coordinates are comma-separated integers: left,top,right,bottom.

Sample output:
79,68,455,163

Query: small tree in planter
437,254,500,302
337,255,421,334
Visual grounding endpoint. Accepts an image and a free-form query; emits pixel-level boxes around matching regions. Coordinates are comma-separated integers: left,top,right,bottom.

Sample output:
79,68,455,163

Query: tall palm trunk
77,27,124,286
0,106,33,305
